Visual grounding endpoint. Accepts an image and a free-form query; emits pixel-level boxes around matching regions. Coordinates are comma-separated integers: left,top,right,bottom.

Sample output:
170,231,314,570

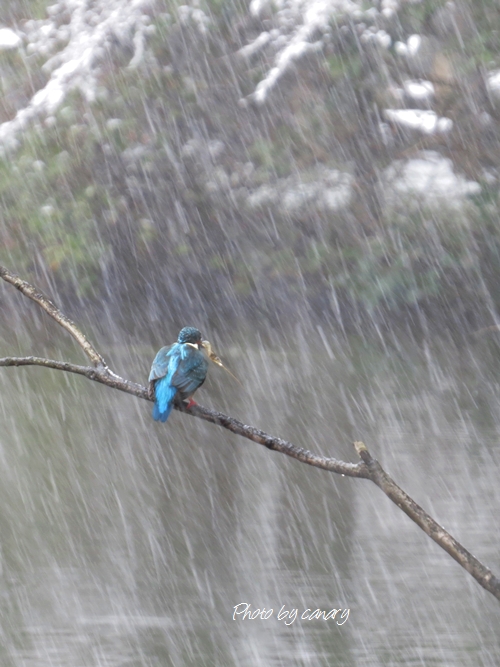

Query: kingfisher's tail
152,377,177,422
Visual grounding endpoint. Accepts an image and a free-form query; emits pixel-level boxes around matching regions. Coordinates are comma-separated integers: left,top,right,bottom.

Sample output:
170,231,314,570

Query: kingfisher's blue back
149,327,209,422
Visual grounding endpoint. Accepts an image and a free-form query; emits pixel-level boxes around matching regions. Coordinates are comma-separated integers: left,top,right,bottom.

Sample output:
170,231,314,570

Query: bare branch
0,355,149,398
0,355,369,478
1,266,500,603
0,356,97,377
0,266,105,367
353,442,500,601
187,403,370,477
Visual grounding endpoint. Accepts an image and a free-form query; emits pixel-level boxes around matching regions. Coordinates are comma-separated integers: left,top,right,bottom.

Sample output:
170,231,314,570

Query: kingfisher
149,326,209,422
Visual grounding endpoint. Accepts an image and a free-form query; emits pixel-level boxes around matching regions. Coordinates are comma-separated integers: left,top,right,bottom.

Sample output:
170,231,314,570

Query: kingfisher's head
177,327,203,345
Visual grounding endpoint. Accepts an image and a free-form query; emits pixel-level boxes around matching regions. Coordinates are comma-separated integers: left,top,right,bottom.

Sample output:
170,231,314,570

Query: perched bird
149,327,209,422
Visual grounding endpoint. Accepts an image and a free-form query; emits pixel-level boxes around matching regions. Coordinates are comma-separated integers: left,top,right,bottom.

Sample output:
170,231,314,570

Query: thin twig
0,356,146,397
0,266,105,368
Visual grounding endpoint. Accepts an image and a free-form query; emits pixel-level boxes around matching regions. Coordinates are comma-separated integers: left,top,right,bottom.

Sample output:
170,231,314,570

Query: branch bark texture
354,442,500,601
1,264,500,602
0,266,105,367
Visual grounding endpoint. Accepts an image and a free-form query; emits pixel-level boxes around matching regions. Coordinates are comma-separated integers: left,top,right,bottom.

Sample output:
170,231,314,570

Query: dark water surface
1,320,500,666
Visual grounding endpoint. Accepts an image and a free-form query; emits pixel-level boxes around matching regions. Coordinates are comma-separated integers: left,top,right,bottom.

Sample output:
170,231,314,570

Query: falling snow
0,0,500,664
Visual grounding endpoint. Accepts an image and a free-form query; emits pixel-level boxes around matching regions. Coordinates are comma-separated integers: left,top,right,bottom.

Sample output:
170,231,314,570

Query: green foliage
249,137,293,178
249,138,275,171
0,109,106,293
398,0,445,31
463,2,500,67
226,199,484,314
9,0,52,20
3,0,500,325
327,52,363,81
332,204,483,309
249,125,316,178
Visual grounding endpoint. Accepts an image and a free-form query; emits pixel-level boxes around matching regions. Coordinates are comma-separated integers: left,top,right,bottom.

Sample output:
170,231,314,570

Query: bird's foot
185,398,197,409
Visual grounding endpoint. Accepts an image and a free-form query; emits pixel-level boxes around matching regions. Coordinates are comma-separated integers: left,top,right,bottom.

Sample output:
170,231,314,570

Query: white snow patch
360,29,391,49
0,0,157,148
376,30,391,49
381,0,399,18
207,140,226,160
395,34,421,57
246,168,352,211
247,185,277,208
253,40,323,104
486,70,500,100
250,0,273,17
407,34,422,55
403,79,434,102
242,0,366,104
40,204,55,216
283,182,318,211
238,32,271,59
106,118,123,130
178,5,210,34
386,151,481,203
322,184,351,210
384,109,452,135
0,28,21,50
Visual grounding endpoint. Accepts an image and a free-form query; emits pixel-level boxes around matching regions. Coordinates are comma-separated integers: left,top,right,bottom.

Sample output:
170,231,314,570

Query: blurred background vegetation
1,0,500,335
